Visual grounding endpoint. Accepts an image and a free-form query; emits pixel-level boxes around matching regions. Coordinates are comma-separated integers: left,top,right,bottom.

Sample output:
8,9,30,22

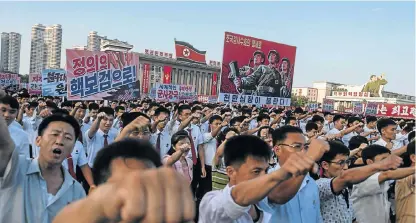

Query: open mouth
52,148,62,155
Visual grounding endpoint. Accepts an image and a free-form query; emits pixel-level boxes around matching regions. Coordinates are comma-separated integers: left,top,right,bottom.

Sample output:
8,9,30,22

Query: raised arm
331,154,403,194
378,167,415,184
87,112,105,139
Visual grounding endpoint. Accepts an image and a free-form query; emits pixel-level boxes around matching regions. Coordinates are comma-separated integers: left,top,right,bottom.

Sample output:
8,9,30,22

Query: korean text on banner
29,73,42,94
0,73,19,87
156,84,197,102
377,104,416,119
322,99,335,112
352,102,363,115
306,103,318,112
66,49,140,101
142,63,150,94
219,32,297,106
365,102,378,116
41,69,67,96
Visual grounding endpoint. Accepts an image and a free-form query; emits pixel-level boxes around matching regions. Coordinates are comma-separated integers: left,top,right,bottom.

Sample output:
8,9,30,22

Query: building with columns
137,52,221,96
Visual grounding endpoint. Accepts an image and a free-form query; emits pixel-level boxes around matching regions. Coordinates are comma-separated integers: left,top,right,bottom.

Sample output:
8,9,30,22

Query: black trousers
197,165,212,199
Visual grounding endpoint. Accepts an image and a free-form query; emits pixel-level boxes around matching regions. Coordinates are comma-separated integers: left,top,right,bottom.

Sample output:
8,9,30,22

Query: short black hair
121,112,151,127
272,125,303,146
312,115,324,124
257,126,273,137
0,95,19,110
167,130,192,155
319,141,350,163
333,115,345,123
92,138,162,185
191,105,202,113
38,113,81,140
347,117,361,126
220,108,232,115
98,107,114,116
361,145,391,165
230,116,243,127
177,104,191,115
28,102,38,109
209,115,223,124
293,107,303,114
377,118,397,134
285,116,297,125
305,122,318,132
88,102,99,110
115,106,125,113
60,101,73,108
366,116,377,124
257,113,270,123
348,135,368,150
154,106,170,117
224,135,271,167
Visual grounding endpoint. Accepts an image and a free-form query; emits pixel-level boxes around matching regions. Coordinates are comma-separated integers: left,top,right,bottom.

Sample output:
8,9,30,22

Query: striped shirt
212,158,228,190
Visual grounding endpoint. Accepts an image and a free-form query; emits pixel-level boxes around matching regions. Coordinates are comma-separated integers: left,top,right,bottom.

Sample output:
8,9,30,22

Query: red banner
142,63,150,93
211,72,217,95
175,40,206,64
377,103,415,119
163,66,172,84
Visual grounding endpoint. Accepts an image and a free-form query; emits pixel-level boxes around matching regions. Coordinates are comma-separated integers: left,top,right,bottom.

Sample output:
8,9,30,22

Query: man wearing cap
232,50,282,97
279,58,293,97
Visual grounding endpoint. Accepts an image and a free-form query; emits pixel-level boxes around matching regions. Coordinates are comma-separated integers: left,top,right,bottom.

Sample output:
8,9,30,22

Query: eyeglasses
278,143,309,151
328,160,351,167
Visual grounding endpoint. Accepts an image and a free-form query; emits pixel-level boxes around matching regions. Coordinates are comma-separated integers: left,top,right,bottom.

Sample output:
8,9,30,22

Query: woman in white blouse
163,130,193,184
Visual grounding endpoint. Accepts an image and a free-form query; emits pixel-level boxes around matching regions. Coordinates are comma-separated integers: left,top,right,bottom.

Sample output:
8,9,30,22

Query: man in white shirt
394,124,412,148
112,105,125,130
200,115,227,198
374,118,404,151
351,145,415,223
327,115,362,140
322,112,334,134
62,140,94,188
364,116,380,144
199,134,329,223
150,107,171,158
85,107,118,168
0,111,86,223
0,95,31,158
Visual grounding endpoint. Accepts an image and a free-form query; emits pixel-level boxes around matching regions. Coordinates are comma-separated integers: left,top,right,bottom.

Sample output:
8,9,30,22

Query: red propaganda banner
219,32,297,106
29,73,42,94
163,65,172,84
174,39,206,64
211,72,218,95
142,63,150,93
376,103,416,119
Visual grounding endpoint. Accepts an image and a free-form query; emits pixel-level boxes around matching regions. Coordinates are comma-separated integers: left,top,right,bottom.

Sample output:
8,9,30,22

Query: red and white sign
332,91,370,98
376,104,416,119
29,73,42,94
142,63,150,93
197,95,218,103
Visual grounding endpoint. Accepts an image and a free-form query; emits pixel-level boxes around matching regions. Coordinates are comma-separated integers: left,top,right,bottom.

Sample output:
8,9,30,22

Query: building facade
292,87,318,102
29,24,62,74
0,32,21,73
87,31,103,52
73,45,87,50
138,53,220,96
101,39,133,52
312,81,415,111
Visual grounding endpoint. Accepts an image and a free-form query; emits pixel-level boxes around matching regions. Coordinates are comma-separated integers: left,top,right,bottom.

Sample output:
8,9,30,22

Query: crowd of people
0,90,414,223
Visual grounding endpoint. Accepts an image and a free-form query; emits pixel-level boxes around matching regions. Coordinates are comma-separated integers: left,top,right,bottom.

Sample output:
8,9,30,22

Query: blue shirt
259,164,323,223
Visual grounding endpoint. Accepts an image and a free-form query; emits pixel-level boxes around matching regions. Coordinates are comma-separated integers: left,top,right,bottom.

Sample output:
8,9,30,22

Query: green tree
291,95,309,107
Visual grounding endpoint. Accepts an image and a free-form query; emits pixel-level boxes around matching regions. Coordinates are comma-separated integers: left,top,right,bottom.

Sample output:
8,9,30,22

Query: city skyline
0,32,21,73
0,1,414,95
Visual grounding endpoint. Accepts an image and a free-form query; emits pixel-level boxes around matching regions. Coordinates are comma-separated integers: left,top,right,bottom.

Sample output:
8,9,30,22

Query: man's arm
80,165,95,187
331,154,403,194
87,112,105,139
378,167,415,184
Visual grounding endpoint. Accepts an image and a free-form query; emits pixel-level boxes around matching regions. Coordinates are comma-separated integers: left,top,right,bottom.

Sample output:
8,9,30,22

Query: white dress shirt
9,124,31,159
0,148,86,223
374,138,402,150
85,128,118,167
150,129,171,159
62,141,88,172
202,133,218,166
351,172,390,223
199,184,271,223
342,131,358,147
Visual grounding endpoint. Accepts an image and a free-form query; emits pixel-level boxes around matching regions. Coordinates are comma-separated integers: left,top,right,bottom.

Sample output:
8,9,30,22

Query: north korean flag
175,39,206,64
